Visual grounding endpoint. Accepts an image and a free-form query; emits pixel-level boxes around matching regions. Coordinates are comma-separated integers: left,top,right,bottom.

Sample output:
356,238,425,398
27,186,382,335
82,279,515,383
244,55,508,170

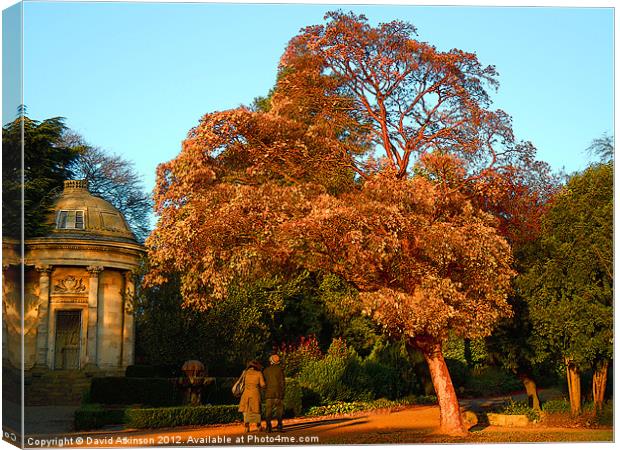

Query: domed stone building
2,180,145,379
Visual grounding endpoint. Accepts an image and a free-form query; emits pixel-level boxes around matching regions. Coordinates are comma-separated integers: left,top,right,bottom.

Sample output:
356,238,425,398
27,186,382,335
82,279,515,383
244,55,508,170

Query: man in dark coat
262,354,285,432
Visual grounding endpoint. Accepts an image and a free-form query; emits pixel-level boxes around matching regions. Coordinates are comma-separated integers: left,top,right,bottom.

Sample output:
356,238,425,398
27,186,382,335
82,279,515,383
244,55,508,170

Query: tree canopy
145,11,554,435
520,162,613,369
2,114,152,242
63,132,152,243
518,161,613,414
2,115,80,238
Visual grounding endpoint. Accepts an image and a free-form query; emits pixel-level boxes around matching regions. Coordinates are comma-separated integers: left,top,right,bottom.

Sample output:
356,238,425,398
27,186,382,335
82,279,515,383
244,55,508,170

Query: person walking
238,360,266,433
262,354,286,432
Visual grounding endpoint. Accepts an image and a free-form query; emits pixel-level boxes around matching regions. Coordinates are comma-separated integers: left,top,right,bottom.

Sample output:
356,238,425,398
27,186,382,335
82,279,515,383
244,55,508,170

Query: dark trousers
265,398,284,421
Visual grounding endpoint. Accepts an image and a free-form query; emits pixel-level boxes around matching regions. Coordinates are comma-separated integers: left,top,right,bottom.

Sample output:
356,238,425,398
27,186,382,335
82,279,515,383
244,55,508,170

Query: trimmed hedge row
125,405,241,429
74,405,127,431
75,404,241,430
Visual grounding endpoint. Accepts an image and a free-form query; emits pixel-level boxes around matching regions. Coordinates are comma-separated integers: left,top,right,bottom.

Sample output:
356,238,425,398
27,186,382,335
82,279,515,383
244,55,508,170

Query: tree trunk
517,372,541,411
565,359,581,416
413,336,468,436
592,359,609,413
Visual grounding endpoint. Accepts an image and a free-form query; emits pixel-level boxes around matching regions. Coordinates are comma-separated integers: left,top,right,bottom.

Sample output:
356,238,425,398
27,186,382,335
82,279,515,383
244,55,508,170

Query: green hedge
90,377,180,406
74,404,127,431
125,405,241,429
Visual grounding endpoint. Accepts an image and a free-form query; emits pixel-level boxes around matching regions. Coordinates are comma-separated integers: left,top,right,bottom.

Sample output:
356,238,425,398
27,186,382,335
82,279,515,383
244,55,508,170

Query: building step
24,371,93,406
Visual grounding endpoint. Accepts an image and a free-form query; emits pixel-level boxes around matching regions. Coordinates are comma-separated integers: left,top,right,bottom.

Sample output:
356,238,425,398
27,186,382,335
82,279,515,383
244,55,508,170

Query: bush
90,377,180,406
283,378,303,417
298,347,373,403
300,386,322,411
365,338,424,398
74,404,127,431
202,377,237,405
595,401,613,427
410,394,438,405
306,401,367,416
278,335,323,377
359,360,400,399
500,399,540,422
305,397,421,417
445,358,470,390
542,398,570,414
125,405,240,429
463,366,522,397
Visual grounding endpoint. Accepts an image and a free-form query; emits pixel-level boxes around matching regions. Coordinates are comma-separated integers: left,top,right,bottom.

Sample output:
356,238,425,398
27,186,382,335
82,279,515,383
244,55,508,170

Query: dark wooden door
54,310,81,369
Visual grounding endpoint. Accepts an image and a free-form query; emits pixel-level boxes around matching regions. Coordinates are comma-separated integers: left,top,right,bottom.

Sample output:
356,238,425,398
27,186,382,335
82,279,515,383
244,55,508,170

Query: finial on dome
63,180,89,192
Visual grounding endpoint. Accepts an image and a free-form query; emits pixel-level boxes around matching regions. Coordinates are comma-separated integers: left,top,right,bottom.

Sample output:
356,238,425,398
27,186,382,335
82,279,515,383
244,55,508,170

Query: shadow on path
283,417,368,432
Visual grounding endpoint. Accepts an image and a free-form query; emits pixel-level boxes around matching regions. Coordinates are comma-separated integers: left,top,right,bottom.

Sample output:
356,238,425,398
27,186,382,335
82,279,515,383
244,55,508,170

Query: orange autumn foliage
146,12,555,434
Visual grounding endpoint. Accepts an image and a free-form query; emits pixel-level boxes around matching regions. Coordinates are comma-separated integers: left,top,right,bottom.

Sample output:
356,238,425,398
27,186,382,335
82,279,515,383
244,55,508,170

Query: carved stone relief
53,276,87,294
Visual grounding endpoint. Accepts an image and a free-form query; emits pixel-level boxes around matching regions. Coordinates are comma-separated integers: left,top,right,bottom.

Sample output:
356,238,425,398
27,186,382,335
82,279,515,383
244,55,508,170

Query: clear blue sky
8,2,615,195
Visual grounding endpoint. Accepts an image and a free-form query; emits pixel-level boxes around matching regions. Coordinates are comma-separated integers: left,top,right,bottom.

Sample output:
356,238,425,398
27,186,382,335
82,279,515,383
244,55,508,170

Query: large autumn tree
146,12,547,435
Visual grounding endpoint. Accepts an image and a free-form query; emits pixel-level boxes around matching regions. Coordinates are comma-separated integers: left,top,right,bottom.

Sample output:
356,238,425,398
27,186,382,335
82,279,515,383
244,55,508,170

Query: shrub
202,377,237,405
365,338,424,398
542,398,570,414
125,405,240,429
74,404,127,431
283,378,303,417
305,397,420,417
90,377,180,406
300,386,322,411
463,366,522,397
306,401,367,417
298,347,373,403
359,360,400,400
595,401,613,427
444,358,470,390
500,399,540,422
278,335,322,377
411,394,438,405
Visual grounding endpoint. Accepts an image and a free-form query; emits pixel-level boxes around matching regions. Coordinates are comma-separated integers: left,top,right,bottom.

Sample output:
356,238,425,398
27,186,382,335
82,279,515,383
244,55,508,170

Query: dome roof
49,180,138,243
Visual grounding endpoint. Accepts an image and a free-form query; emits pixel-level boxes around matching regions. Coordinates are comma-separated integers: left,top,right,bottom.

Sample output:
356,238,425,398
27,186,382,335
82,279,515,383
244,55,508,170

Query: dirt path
27,404,611,447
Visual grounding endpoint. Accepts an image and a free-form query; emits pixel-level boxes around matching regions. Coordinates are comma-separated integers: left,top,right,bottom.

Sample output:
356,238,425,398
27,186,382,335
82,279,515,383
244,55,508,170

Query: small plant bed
305,396,437,418
539,399,613,428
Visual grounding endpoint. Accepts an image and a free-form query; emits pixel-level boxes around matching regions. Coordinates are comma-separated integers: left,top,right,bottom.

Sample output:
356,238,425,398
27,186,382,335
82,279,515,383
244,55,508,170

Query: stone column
34,265,52,368
121,271,135,367
86,266,103,368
